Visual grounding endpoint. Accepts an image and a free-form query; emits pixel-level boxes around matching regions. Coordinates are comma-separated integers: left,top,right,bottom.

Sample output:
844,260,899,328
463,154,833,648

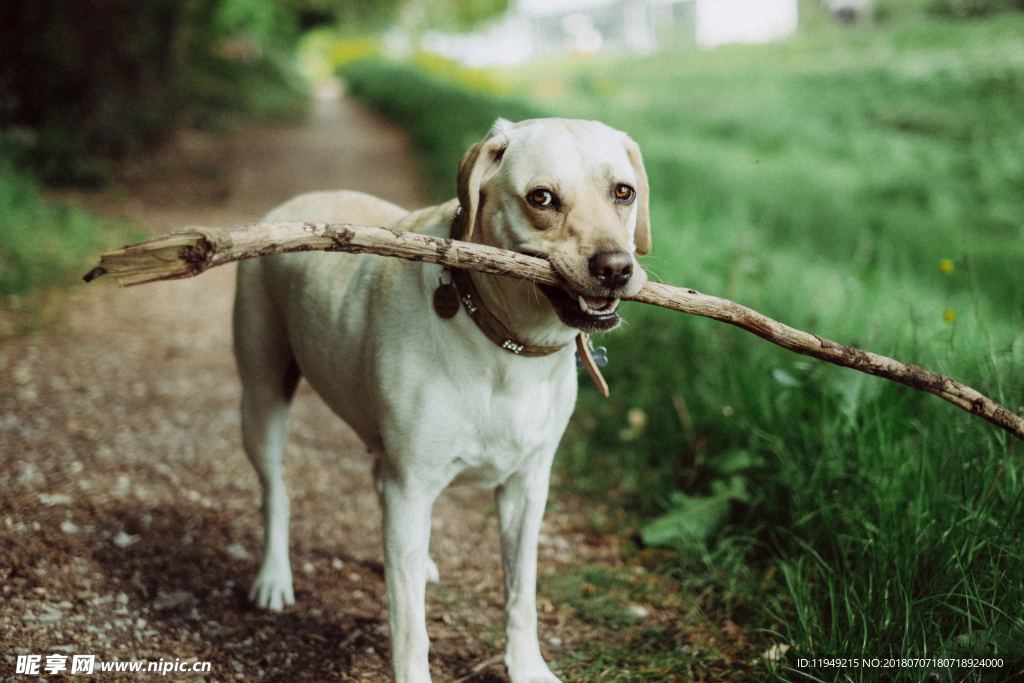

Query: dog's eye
614,184,636,203
527,188,557,208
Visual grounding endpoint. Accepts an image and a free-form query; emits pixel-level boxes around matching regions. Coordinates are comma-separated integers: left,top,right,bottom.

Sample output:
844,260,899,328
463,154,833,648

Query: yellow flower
944,309,956,323
627,408,647,429
939,259,954,275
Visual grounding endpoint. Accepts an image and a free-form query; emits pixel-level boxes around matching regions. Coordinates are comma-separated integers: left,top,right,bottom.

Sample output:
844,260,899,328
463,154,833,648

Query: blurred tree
0,0,508,184
0,0,304,182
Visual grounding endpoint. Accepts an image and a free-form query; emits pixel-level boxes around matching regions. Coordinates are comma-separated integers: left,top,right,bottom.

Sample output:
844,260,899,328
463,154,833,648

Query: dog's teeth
578,295,590,314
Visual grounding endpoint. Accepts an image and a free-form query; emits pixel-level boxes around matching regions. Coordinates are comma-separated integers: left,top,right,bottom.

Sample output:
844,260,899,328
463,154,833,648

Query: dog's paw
506,656,561,683
249,564,295,611
509,669,561,683
426,555,440,584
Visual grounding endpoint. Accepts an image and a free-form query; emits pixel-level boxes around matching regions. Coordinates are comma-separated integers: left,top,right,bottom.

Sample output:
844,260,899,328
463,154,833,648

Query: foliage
516,17,1024,679
640,451,752,550
0,0,308,184
280,0,507,33
344,15,1024,679
340,58,537,198
928,0,1024,16
414,0,511,32
0,160,136,301
546,565,750,680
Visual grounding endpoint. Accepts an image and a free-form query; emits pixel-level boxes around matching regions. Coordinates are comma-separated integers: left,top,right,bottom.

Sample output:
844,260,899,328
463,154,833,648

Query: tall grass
341,16,1024,679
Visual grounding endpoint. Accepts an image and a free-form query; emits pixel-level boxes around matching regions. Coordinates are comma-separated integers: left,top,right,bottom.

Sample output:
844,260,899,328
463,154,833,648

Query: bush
0,159,134,299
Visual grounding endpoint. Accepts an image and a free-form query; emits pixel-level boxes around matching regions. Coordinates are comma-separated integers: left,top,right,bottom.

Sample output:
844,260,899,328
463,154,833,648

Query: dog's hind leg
234,261,301,611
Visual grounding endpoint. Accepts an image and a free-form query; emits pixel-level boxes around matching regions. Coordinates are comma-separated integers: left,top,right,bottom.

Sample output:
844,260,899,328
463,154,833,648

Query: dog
232,117,651,682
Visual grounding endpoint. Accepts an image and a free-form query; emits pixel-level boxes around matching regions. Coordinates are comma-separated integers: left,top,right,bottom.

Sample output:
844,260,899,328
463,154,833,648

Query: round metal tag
433,283,460,319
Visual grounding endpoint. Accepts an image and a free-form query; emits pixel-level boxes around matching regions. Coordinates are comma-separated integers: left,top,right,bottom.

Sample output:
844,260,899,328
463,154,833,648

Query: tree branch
84,221,1024,442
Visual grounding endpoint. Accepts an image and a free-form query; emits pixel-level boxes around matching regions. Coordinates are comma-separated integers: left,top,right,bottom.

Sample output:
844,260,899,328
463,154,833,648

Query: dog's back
233,189,410,445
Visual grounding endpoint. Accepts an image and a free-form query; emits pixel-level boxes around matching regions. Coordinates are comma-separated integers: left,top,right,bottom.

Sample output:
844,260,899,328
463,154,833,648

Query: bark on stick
83,221,1024,441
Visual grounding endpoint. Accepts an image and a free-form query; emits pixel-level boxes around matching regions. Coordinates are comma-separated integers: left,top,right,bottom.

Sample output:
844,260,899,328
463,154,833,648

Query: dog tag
576,339,609,369
575,334,610,398
433,283,460,319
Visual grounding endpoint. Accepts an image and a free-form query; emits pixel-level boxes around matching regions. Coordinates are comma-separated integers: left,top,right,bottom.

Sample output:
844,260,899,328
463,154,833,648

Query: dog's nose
588,251,633,289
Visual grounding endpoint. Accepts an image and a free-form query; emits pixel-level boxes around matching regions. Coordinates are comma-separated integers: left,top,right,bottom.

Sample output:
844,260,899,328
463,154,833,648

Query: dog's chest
454,371,575,483
387,352,578,487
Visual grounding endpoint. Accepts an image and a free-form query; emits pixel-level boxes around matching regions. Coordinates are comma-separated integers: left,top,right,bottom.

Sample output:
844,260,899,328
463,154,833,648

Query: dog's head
457,117,651,333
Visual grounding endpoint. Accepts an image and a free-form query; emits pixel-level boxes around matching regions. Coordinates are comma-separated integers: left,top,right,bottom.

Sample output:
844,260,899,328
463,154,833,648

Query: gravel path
0,86,644,681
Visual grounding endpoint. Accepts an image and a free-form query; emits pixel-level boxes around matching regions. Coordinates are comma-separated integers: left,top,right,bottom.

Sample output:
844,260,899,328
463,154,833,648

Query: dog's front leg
497,468,561,683
380,472,438,683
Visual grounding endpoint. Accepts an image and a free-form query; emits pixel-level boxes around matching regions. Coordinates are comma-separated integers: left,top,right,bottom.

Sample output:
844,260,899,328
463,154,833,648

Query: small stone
17,462,41,486
38,493,72,506
153,590,196,611
60,520,80,534
302,562,314,575
113,531,139,548
225,543,250,560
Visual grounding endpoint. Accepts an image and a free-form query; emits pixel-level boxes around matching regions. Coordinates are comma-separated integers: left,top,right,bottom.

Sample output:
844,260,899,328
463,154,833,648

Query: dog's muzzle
538,284,623,332
530,250,638,332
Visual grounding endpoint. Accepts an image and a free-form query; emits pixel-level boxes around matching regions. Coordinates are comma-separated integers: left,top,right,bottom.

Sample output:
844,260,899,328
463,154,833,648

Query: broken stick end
82,266,106,283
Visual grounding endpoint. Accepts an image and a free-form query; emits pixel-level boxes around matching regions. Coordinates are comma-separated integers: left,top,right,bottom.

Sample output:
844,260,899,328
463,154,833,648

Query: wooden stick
83,221,1024,441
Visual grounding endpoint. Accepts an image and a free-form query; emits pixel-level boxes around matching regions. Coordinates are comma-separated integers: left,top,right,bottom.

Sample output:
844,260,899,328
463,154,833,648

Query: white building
421,0,800,67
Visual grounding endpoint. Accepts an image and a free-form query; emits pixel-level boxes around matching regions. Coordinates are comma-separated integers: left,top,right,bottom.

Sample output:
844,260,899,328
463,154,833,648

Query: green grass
341,16,1024,681
0,159,137,311
544,564,749,681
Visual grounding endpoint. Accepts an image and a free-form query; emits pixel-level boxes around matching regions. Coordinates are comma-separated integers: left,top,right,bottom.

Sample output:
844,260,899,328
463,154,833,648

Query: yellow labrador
233,117,651,683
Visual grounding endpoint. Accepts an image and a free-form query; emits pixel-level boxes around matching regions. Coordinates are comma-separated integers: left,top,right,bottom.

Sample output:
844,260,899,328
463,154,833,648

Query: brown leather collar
445,207,568,357
440,207,610,396
448,267,567,357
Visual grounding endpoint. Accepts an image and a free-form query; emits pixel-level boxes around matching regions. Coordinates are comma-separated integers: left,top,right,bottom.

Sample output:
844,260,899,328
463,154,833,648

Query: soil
0,86,737,681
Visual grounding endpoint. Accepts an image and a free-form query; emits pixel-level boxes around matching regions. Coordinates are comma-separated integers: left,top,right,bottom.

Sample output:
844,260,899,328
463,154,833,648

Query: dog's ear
622,135,652,256
456,124,509,242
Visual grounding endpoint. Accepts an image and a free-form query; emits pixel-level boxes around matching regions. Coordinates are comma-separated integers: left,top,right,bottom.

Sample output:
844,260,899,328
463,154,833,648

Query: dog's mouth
538,284,621,332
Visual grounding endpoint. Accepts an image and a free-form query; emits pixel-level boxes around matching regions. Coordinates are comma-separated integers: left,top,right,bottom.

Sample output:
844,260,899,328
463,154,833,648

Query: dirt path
0,87,656,681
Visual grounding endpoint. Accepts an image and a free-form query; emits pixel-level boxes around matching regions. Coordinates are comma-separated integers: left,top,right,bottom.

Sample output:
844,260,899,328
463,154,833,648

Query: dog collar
433,207,567,357
448,266,567,357
438,207,610,395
